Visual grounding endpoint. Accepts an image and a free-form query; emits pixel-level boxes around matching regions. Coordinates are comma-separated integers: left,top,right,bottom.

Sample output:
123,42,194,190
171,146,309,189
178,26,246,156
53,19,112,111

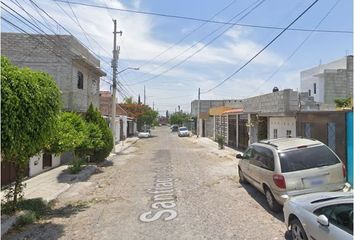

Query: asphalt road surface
5,127,288,240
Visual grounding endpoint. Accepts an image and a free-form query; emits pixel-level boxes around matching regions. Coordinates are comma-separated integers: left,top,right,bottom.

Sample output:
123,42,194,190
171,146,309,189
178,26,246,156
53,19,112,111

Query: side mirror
236,154,243,159
317,215,329,227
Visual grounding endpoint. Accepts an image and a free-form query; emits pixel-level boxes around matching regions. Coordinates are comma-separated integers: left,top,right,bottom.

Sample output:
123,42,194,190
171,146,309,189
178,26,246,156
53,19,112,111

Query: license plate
304,176,326,187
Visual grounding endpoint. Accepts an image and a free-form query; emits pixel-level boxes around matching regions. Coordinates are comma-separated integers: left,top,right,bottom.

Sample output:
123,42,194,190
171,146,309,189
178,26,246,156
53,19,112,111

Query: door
42,153,52,169
238,116,249,150
228,116,237,148
311,203,353,240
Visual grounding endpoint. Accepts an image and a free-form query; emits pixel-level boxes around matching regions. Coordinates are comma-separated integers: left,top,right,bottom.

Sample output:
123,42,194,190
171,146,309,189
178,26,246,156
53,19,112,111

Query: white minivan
237,138,346,212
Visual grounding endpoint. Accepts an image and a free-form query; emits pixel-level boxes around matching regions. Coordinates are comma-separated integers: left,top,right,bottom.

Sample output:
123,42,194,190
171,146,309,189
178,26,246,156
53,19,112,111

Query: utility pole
144,85,146,105
197,88,200,138
153,101,155,110
111,19,122,147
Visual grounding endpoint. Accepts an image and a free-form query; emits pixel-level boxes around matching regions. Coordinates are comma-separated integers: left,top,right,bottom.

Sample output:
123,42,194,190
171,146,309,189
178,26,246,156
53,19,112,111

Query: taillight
342,164,346,178
273,174,286,189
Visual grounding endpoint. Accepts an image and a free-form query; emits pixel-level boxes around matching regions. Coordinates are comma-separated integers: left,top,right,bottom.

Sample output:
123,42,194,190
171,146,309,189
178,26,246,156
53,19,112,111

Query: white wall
52,155,61,167
29,154,43,177
300,57,347,103
268,117,296,139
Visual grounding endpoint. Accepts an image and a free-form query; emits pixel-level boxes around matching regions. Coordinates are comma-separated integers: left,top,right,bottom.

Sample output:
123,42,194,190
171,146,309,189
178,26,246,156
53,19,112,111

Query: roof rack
259,141,278,149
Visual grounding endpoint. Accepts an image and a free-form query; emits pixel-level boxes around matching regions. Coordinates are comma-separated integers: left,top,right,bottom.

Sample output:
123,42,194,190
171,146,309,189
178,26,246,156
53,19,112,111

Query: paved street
5,127,287,240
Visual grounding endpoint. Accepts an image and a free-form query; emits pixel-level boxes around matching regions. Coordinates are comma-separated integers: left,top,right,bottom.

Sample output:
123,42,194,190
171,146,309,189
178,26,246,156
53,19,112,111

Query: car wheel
238,168,248,184
264,187,282,212
290,218,308,240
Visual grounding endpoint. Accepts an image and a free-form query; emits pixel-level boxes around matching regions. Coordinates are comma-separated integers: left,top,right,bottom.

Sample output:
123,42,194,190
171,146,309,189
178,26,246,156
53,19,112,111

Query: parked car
283,192,353,240
236,138,346,212
178,127,189,137
171,125,179,132
138,130,151,138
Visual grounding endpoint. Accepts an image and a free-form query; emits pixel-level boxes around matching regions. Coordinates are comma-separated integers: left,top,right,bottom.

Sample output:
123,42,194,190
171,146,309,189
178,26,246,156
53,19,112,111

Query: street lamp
111,66,140,149
118,67,139,75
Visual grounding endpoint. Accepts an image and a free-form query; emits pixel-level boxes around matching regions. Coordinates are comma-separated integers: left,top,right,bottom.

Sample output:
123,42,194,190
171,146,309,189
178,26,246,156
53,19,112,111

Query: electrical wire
52,0,353,34
247,0,343,96
126,0,266,86
202,0,320,94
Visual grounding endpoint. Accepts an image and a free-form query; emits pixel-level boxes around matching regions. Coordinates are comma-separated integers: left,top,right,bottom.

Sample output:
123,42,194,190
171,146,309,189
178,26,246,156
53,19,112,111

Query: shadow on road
3,223,65,240
240,182,285,222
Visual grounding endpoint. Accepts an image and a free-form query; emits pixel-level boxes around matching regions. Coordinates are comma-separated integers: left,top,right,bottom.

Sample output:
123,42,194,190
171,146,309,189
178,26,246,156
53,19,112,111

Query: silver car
283,192,353,240
237,138,346,212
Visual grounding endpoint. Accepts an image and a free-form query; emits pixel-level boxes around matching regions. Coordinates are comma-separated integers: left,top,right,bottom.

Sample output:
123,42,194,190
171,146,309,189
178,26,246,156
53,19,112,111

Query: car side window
314,203,353,235
253,146,274,171
243,148,254,160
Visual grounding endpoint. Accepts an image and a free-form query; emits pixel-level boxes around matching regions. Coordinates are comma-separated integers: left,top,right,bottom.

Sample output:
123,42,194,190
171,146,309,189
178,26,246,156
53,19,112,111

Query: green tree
334,97,352,109
138,108,158,128
46,112,87,156
1,56,61,208
169,112,190,125
85,104,113,162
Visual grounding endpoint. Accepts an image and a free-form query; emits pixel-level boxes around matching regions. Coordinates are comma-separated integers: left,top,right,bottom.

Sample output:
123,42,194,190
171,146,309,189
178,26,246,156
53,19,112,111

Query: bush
68,159,85,174
216,135,225,149
16,211,36,227
85,104,113,162
1,198,49,218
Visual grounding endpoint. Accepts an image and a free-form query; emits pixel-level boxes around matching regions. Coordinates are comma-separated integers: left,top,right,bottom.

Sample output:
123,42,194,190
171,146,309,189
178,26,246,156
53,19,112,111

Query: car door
253,146,275,192
240,147,254,182
309,203,353,240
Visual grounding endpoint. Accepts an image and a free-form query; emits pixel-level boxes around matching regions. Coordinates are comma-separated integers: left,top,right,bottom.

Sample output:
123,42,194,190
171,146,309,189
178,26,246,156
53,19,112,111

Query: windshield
279,145,341,173
179,127,188,131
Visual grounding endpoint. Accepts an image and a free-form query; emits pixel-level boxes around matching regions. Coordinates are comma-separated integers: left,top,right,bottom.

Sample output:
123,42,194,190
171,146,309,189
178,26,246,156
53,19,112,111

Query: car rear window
279,145,341,173
179,128,187,131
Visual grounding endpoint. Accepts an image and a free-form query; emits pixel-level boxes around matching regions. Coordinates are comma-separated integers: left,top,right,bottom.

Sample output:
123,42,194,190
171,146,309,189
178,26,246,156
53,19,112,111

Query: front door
42,153,52,169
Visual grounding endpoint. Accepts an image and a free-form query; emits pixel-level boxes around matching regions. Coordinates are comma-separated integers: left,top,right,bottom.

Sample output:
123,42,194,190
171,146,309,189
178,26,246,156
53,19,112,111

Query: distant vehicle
171,125,179,132
283,192,353,240
138,130,151,138
236,138,346,212
178,127,189,137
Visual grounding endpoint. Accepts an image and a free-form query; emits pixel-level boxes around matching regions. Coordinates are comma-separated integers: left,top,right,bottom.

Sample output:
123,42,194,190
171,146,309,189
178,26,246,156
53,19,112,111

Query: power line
126,0,265,86
249,0,343,96
136,0,238,71
52,0,353,34
202,0,320,94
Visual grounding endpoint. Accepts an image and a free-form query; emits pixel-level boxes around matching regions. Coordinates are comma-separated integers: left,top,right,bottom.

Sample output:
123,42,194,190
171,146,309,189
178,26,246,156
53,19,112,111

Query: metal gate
228,115,237,148
238,115,249,150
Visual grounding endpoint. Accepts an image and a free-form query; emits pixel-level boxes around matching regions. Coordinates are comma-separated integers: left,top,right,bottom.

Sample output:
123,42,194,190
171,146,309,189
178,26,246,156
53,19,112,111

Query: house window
273,129,278,139
77,71,84,89
313,83,317,94
286,130,292,137
308,89,311,96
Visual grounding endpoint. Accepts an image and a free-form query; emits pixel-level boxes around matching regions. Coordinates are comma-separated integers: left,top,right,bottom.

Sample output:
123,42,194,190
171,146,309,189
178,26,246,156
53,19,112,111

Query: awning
222,108,244,115
209,106,233,116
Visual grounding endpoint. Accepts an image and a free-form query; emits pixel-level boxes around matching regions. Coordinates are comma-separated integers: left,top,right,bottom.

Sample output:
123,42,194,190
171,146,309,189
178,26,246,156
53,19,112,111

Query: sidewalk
186,135,243,161
1,137,140,203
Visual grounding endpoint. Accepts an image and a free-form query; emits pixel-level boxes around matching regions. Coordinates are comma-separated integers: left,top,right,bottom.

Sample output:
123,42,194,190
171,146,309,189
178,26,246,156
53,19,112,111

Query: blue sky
1,0,353,114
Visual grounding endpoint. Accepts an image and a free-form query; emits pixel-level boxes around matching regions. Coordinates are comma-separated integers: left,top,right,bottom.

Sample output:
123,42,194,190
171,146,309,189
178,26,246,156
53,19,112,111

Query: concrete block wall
1,33,102,112
324,70,349,104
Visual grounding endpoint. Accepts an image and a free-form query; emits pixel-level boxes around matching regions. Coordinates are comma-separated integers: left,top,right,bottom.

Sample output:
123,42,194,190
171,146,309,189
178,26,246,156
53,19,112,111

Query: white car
138,131,151,138
283,192,353,240
178,127,189,137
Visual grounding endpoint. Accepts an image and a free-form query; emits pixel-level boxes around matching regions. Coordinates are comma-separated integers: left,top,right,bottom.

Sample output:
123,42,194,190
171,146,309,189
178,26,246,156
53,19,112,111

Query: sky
1,0,353,114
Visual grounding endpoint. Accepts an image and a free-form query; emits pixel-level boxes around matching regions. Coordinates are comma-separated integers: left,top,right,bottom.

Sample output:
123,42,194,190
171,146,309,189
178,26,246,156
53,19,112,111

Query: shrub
16,211,36,227
68,159,85,174
216,135,225,149
85,104,113,162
